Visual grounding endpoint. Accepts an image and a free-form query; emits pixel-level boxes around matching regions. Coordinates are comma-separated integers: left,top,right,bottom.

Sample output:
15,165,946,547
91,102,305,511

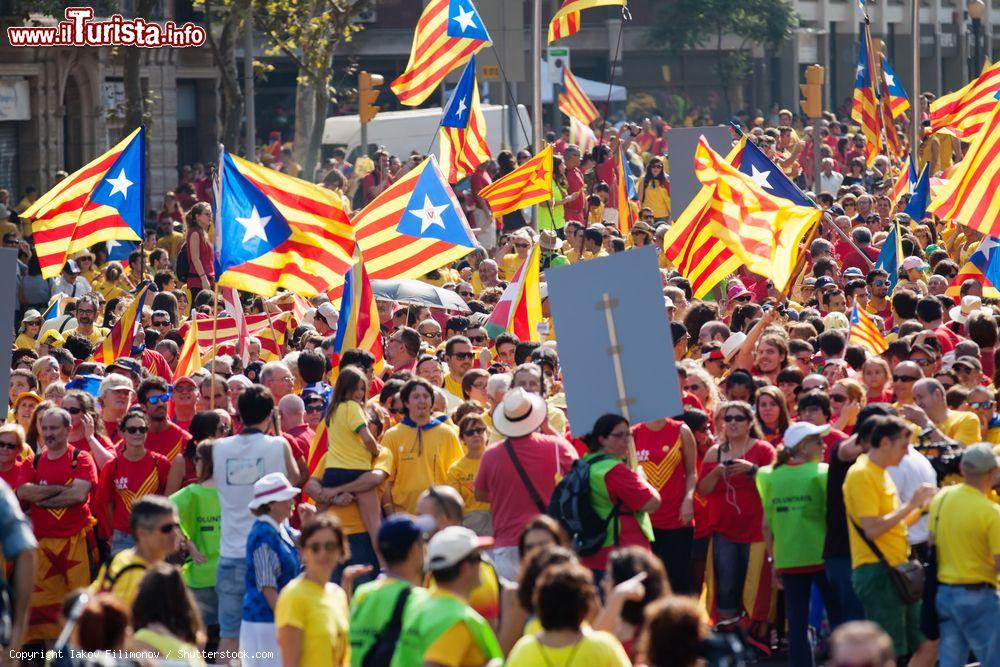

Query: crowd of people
0,95,997,667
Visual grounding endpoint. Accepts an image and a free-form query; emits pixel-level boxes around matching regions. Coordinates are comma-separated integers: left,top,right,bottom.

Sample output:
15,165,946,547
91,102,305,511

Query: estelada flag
485,243,543,341
478,146,554,217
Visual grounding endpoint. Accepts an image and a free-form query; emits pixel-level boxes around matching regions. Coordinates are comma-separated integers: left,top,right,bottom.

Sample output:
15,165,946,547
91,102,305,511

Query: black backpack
361,586,411,667
175,241,190,281
547,454,621,557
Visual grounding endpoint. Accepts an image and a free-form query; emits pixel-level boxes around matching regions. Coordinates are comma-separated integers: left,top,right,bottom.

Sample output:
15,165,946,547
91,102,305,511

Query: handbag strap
849,516,893,567
504,439,546,513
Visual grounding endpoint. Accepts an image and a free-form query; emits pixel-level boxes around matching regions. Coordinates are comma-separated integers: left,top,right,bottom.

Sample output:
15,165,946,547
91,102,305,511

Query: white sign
0,79,30,121
547,47,571,85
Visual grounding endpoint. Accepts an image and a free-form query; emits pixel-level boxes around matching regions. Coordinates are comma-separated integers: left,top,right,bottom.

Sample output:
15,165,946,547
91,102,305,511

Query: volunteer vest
349,579,428,667
585,453,654,547
391,592,501,667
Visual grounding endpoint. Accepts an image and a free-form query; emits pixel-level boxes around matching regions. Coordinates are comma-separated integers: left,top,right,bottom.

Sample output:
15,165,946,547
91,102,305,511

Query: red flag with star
478,146,553,217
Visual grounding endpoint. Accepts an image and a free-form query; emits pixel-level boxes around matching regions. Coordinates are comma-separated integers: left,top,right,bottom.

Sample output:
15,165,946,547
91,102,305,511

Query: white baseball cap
426,526,494,571
783,422,830,450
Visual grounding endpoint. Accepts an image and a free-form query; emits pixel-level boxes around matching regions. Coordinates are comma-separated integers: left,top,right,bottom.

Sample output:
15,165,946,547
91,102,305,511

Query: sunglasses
451,352,475,360
158,522,180,534
305,404,325,413
458,292,473,298
421,331,442,339
514,243,531,249
307,541,341,554
723,415,748,422
893,375,919,382
65,406,83,415
734,295,751,302
872,280,886,287
0,441,19,451
152,320,170,327
831,395,848,403
124,425,148,435
684,384,701,392
463,427,487,437
968,400,994,409
468,335,486,344
913,358,934,366
145,394,172,405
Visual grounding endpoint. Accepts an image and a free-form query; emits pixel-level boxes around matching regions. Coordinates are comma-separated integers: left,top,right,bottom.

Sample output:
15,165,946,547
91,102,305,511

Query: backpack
361,586,411,667
547,454,621,557
175,241,190,281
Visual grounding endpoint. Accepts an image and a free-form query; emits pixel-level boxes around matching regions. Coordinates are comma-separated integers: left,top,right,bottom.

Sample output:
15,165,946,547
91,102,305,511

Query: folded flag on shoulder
391,0,491,106
25,127,145,279
548,0,624,43
664,137,820,299
215,151,355,297
485,243,542,342
440,56,491,184
93,285,151,364
350,155,478,289
849,304,888,355
479,146,554,217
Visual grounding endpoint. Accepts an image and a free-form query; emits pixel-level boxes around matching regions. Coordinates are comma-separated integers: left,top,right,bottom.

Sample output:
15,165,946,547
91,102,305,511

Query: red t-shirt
140,422,191,463
632,420,688,530
96,451,171,533
595,159,618,207
0,458,28,490
69,434,114,464
579,462,657,572
104,420,120,442
834,242,880,274
866,388,894,404
822,427,849,463
474,434,578,547
141,348,174,382
565,167,586,222
934,324,963,354
698,440,775,543
18,446,98,537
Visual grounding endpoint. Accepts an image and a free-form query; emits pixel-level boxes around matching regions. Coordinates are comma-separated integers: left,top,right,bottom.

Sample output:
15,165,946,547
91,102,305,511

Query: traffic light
799,64,825,119
359,71,383,124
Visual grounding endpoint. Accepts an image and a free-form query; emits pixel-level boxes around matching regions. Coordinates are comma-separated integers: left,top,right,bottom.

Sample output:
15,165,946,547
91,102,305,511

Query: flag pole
262,304,282,359
532,0,543,153
910,0,920,164
210,283,220,409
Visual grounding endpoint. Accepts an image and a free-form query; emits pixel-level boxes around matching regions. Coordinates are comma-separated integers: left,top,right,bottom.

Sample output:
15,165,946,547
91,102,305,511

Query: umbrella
371,279,470,312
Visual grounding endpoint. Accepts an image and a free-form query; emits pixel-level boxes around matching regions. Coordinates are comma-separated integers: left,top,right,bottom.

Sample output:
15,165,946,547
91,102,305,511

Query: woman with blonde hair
680,364,721,417
0,423,30,487
831,378,866,434
861,357,893,404
31,355,61,391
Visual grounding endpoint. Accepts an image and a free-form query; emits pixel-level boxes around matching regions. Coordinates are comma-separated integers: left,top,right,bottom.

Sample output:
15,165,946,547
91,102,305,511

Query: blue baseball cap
377,514,433,555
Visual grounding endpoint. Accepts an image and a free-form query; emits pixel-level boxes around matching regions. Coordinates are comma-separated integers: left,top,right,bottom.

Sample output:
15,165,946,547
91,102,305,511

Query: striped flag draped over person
391,0,491,106
559,66,599,125
850,304,889,355
439,56,491,184
485,243,543,342
930,60,1000,140
479,146,554,216
664,137,820,299
23,127,145,279
349,155,478,291
93,286,152,364
852,27,881,166
215,151,356,297
548,0,625,43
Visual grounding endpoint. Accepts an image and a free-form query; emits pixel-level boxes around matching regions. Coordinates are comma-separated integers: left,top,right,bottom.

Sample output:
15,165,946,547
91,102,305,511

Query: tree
256,0,372,179
650,0,797,115
200,0,246,149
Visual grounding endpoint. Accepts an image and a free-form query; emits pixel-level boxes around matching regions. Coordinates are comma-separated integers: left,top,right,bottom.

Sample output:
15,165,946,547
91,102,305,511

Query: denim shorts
216,556,247,638
191,585,219,627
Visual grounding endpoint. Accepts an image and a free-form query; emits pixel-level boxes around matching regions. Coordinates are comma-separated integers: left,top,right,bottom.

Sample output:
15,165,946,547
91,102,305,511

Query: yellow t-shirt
447,455,489,513
929,484,1000,586
275,576,350,667
423,592,489,667
502,253,526,281
385,421,464,514
506,630,632,667
14,333,36,350
90,548,148,607
156,231,186,260
323,401,373,471
444,374,464,401
939,410,981,446
843,455,909,568
63,326,110,346
986,425,1000,445
328,448,392,536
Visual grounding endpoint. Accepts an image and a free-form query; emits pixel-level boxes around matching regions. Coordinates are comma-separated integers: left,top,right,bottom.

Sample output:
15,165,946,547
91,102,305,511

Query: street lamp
969,0,986,79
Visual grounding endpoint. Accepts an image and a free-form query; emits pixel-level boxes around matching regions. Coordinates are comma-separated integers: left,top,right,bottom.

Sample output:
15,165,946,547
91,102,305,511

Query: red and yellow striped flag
390,0,491,107
664,137,821,298
479,146,553,217
332,246,384,369
931,60,1000,141
928,103,1000,236
852,27,881,167
440,57,491,184
177,312,292,362
485,243,542,341
174,321,203,379
559,67,599,125
849,304,888,355
548,0,624,43
93,286,151,364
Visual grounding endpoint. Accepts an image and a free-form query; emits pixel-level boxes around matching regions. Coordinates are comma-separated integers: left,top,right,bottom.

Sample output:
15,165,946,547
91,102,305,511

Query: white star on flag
455,97,468,118
235,206,272,244
452,5,477,32
749,165,773,190
856,64,865,78
409,195,448,234
977,236,999,259
107,239,121,251
106,169,134,199
884,72,895,87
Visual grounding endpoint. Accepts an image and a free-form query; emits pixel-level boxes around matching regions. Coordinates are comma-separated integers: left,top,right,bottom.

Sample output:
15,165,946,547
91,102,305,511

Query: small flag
479,146,554,217
558,66,599,125
902,164,931,221
548,0,624,44
41,294,62,321
215,151,355,297
881,56,910,119
220,287,250,367
174,320,203,379
333,246,384,370
616,147,637,234
24,127,145,279
850,304,888,355
391,0,491,106
93,286,152,364
852,28,881,167
177,312,292,362
730,137,816,208
889,156,918,208
569,116,597,154
439,56,491,184
485,244,543,341
875,218,903,292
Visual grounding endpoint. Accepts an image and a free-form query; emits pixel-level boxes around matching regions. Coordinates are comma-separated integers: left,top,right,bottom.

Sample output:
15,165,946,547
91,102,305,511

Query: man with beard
865,269,892,325
16,408,98,646
63,295,108,345
443,336,475,401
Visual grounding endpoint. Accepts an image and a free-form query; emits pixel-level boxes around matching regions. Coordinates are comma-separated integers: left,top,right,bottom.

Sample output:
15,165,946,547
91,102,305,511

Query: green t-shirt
169,483,221,588
538,182,567,230
349,578,428,667
755,461,828,570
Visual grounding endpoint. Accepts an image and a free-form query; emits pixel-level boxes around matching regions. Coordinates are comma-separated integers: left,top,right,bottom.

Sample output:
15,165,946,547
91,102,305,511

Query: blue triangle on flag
737,139,815,208
441,56,476,130
902,164,930,221
89,126,145,238
396,157,477,247
106,239,136,261
447,0,491,42
216,152,293,276
875,221,901,292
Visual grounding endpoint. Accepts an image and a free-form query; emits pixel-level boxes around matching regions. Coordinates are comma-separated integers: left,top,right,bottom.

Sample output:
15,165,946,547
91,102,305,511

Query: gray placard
666,126,735,217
